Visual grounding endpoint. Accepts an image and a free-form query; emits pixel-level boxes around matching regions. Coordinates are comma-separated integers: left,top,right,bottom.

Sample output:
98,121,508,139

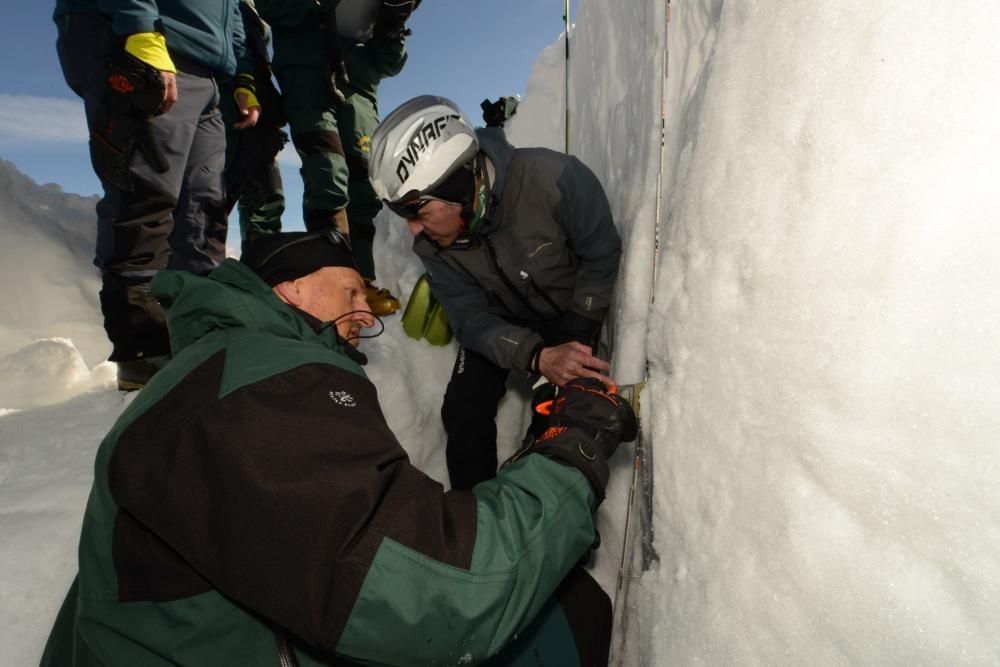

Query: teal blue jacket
40,260,598,666
54,0,252,76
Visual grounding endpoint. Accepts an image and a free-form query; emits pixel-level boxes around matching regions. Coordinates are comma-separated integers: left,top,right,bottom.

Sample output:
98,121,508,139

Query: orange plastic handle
535,399,554,416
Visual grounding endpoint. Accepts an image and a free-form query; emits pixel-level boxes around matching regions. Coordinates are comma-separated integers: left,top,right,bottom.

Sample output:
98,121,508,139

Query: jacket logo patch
537,426,567,442
108,74,135,94
329,390,357,407
527,242,553,258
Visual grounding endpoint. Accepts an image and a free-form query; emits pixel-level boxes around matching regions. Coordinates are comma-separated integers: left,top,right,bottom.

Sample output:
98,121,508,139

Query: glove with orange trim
550,378,638,454
511,378,637,508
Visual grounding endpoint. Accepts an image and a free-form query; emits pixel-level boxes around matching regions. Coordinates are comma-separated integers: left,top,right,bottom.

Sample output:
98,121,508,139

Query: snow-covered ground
4,0,1000,664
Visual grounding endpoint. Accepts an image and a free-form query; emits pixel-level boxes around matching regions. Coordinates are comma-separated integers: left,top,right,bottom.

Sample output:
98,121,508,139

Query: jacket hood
150,259,343,356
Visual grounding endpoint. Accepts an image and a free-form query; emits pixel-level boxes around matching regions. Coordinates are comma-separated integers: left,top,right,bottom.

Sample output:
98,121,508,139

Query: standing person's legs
276,64,350,235
441,347,510,490
338,92,380,280
220,84,286,246
339,91,399,314
168,61,227,274
56,15,194,370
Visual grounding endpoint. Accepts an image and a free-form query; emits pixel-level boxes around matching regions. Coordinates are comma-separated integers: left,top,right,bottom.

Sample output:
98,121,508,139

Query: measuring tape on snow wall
608,1,670,664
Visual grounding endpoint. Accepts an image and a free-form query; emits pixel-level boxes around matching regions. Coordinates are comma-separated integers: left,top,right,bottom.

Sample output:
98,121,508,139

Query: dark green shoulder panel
218,329,367,399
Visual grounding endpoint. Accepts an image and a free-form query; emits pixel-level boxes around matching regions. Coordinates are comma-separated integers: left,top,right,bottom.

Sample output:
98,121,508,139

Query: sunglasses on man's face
386,198,432,220
386,195,460,220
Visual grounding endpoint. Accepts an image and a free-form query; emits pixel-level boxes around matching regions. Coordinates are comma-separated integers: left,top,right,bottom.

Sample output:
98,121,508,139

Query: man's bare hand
538,341,612,388
159,71,178,114
233,90,261,129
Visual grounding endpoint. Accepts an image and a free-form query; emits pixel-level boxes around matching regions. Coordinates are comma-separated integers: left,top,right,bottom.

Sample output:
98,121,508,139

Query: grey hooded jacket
413,128,621,371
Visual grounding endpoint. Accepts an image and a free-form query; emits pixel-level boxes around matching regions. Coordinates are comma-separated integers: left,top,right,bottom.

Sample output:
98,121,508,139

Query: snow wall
511,0,1000,663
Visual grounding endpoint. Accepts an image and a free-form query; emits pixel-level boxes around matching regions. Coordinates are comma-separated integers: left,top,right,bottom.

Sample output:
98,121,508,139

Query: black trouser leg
441,347,510,490
483,567,612,666
167,79,227,274
57,15,222,361
554,568,612,666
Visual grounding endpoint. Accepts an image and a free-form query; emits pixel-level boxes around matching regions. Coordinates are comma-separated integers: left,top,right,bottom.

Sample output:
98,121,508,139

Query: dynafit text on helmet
370,93,625,485
369,95,481,205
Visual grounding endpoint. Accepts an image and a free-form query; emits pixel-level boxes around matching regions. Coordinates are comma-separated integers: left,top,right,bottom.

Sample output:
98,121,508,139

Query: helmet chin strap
460,155,490,234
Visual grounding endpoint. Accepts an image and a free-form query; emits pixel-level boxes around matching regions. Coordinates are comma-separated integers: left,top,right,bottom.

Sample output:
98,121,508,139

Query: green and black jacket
41,260,596,666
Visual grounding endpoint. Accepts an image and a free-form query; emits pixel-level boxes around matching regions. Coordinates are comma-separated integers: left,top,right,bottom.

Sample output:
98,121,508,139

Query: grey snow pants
56,13,227,361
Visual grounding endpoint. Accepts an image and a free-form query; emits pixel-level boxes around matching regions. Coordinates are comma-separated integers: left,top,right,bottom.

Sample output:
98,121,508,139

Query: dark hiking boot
116,356,169,392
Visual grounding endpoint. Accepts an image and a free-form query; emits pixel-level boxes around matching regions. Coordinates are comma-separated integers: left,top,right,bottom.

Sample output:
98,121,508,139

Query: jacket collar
150,260,355,359
474,127,515,234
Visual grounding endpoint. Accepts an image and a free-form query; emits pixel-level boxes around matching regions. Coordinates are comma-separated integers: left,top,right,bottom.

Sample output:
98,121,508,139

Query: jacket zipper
526,274,562,316
485,237,544,318
275,630,299,667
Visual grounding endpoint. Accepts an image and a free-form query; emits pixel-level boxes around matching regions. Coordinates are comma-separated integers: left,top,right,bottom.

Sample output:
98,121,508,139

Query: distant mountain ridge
0,159,107,365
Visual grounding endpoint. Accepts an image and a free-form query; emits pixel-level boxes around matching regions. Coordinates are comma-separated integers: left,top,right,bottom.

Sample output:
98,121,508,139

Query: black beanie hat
240,230,357,286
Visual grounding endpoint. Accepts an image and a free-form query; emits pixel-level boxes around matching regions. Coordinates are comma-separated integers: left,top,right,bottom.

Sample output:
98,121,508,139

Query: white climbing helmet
369,95,479,207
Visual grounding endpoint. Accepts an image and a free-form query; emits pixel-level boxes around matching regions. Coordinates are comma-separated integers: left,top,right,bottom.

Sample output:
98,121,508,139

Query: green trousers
220,84,286,245
276,64,382,280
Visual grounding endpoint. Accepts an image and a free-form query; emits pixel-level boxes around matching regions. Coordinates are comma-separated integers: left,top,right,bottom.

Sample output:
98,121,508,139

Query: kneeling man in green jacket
41,230,635,666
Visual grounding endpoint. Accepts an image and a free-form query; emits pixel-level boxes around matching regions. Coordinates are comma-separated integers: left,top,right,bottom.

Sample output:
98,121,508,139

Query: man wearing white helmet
371,95,623,491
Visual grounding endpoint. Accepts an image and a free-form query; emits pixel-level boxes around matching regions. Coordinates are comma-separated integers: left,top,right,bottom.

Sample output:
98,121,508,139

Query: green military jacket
255,0,407,101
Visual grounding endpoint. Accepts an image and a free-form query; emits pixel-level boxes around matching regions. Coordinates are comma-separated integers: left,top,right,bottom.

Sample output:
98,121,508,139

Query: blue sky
0,1,577,232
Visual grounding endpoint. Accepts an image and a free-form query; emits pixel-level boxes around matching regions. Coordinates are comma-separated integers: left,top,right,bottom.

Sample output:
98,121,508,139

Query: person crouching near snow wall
370,95,623,492
39,229,635,666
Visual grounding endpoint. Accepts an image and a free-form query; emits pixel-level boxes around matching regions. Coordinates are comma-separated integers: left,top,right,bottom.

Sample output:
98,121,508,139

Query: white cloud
0,95,88,143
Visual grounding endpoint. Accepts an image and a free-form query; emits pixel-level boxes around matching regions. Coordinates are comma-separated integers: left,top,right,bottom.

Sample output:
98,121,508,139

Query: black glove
374,0,420,39
90,49,168,191
518,381,558,447
508,378,637,507
552,378,638,455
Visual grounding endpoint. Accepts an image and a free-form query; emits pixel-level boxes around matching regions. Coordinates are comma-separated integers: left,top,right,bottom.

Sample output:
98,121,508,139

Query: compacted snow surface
3,0,1000,664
